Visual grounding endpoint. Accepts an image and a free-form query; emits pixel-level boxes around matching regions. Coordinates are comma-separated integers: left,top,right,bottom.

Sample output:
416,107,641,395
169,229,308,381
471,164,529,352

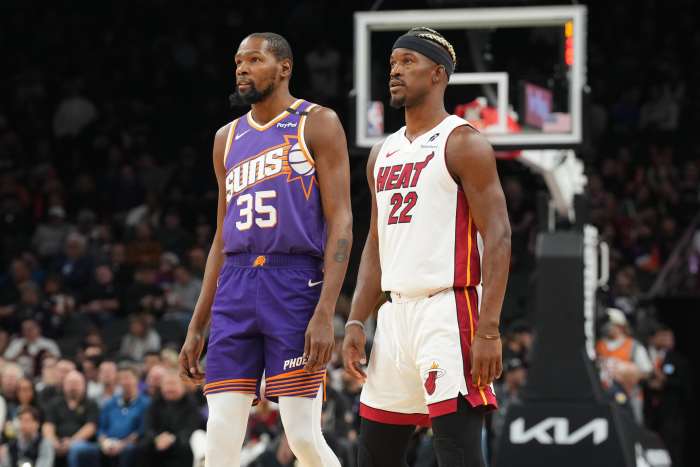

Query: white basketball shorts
359,287,497,426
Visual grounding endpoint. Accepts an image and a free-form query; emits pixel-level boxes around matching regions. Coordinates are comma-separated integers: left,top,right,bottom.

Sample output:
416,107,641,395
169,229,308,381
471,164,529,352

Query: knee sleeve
279,387,340,467
284,428,317,458
205,392,254,467
358,418,415,467
431,397,485,467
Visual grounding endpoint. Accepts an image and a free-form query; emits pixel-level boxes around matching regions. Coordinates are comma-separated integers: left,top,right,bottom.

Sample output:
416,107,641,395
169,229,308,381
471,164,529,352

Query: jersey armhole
223,119,239,167
298,104,318,165
441,120,479,190
370,137,393,182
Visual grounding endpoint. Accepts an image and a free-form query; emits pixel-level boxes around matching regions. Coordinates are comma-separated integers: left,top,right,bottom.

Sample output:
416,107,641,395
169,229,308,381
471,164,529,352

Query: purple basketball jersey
222,99,325,257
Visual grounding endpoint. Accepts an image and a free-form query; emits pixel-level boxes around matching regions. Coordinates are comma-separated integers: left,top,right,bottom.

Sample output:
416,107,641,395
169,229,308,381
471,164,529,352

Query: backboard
353,6,587,150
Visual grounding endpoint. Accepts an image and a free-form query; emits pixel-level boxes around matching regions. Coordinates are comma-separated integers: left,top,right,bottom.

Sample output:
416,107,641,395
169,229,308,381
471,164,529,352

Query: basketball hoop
516,149,587,221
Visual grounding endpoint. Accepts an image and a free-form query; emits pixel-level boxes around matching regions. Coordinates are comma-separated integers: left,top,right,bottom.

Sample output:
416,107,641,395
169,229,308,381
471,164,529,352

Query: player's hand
342,323,367,382
304,310,335,372
179,328,206,384
470,335,502,387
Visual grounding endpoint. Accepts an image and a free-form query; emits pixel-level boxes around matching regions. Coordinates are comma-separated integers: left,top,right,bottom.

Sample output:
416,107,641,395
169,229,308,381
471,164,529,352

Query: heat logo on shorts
423,361,446,395
283,355,307,370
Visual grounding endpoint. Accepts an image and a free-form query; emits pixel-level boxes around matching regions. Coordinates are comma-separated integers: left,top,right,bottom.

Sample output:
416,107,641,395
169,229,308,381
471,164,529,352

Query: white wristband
345,320,365,330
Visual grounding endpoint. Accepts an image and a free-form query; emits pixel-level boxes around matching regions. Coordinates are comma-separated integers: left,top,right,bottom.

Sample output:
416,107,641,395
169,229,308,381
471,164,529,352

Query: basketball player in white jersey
343,28,511,467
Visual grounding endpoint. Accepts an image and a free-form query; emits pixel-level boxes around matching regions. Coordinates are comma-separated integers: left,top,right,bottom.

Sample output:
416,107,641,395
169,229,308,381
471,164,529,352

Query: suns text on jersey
225,145,288,203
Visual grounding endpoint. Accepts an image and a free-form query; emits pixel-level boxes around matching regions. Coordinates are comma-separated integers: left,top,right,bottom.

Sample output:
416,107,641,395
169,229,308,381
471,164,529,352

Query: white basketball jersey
374,115,483,297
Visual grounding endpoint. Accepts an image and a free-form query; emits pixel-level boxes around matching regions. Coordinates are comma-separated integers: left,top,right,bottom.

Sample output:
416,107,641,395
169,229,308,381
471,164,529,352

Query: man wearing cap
596,308,652,424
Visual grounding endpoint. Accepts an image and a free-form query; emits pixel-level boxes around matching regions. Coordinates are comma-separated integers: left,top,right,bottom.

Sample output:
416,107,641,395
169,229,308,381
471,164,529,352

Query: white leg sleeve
205,392,255,467
278,386,341,467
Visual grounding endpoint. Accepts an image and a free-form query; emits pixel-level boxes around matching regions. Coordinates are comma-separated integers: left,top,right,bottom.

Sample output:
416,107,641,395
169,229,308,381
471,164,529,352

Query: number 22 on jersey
388,191,418,224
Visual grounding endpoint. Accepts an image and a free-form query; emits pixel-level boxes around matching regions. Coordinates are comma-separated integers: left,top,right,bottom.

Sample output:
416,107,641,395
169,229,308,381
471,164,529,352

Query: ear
434,65,448,84
280,59,292,79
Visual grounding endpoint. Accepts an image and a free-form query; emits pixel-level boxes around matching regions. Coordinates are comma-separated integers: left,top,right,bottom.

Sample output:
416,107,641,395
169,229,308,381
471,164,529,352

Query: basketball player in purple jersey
178,33,351,466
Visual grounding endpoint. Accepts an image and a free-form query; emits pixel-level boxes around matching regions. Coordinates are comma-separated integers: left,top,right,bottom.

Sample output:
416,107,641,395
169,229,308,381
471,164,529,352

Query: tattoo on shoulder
334,239,350,262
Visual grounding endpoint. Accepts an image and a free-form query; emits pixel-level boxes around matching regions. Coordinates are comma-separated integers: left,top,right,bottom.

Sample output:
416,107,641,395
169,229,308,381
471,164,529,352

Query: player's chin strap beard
228,83,272,107
229,89,263,107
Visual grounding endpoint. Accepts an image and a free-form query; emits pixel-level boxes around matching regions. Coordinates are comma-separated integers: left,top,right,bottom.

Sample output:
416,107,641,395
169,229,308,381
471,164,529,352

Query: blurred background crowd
0,0,697,466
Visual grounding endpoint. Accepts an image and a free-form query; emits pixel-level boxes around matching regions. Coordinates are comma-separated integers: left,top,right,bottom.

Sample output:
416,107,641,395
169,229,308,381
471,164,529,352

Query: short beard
389,95,406,109
229,82,274,107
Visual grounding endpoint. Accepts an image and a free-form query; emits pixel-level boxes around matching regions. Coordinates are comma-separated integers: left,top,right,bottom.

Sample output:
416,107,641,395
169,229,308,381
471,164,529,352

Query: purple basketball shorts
203,253,326,401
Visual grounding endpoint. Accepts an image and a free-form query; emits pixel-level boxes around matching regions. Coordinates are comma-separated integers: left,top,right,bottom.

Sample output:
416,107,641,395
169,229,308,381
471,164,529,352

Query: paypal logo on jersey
277,121,297,129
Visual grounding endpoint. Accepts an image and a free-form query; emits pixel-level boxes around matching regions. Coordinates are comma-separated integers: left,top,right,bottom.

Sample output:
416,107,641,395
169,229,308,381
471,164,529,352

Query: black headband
392,34,454,76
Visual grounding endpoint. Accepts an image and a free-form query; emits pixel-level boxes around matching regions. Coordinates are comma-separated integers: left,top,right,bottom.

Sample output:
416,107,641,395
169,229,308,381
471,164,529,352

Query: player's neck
250,89,296,125
403,95,449,141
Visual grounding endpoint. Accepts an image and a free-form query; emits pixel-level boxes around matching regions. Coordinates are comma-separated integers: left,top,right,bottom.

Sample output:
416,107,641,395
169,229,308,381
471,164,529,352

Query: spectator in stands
596,308,652,379
157,211,192,257
0,259,33,333
0,406,54,467
193,220,213,251
43,370,99,467
321,386,354,466
144,365,166,398
606,360,644,423
140,369,201,467
164,265,201,324
596,308,652,424
35,356,60,410
7,377,40,425
109,243,134,290
645,325,690,467
75,364,150,467
254,433,296,467
6,281,53,337
53,232,94,295
124,266,166,316
126,222,162,268
42,274,76,336
157,252,179,288
88,361,120,408
503,178,535,270
3,319,61,375
492,357,527,448
186,247,206,279
609,267,641,322
55,360,77,389
125,192,163,230
245,394,280,448
81,357,101,403
158,348,180,372
120,315,161,361
142,351,161,378
0,362,24,420
80,264,122,322
31,206,74,260
502,320,534,364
